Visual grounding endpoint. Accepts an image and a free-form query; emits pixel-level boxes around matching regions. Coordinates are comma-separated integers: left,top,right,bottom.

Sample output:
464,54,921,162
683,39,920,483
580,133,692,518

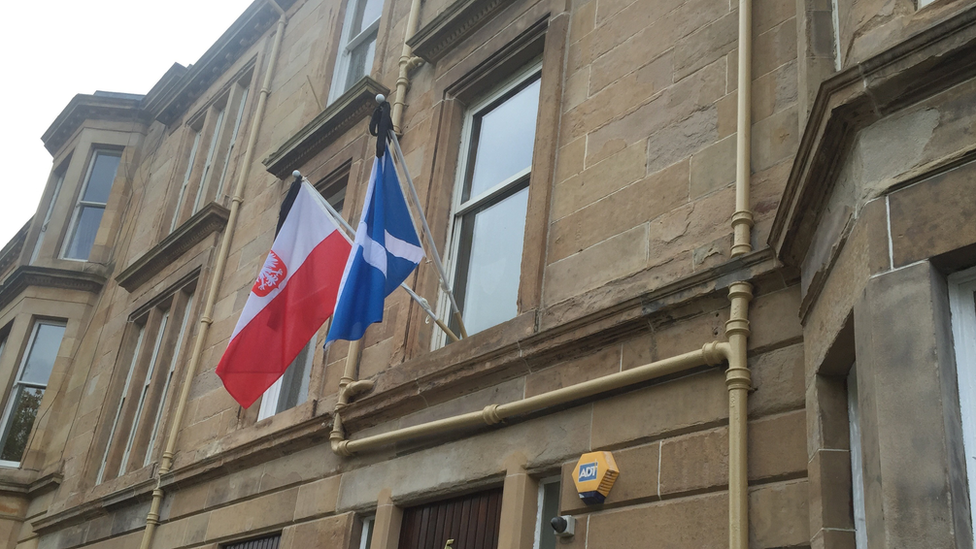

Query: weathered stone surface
294,475,341,521
205,488,299,541
526,347,619,397
544,225,648,306
660,427,728,496
551,142,647,221
689,134,735,200
280,513,355,549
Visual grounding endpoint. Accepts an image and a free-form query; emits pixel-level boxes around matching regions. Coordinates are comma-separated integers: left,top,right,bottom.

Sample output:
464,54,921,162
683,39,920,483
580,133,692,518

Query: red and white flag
216,181,351,408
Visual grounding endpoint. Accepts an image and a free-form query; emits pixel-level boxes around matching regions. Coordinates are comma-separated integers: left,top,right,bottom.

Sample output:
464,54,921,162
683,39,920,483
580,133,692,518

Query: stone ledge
116,202,229,292
0,267,106,311
770,4,976,268
41,93,148,156
30,478,155,536
263,77,389,179
407,0,522,63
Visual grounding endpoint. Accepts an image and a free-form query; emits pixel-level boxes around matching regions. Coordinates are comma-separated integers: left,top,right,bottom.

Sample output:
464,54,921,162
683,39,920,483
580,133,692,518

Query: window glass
466,78,541,200
82,153,122,203
0,321,66,465
31,165,68,265
948,269,976,547
359,516,375,549
848,366,867,549
64,207,104,260
330,0,382,102
535,479,561,549
258,337,316,420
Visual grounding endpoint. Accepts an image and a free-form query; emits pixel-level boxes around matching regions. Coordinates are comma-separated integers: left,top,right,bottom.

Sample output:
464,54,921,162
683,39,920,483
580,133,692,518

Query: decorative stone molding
262,77,390,179
0,221,29,281
770,6,976,268
146,0,298,126
0,267,105,311
115,202,229,292
407,0,521,63
41,93,148,156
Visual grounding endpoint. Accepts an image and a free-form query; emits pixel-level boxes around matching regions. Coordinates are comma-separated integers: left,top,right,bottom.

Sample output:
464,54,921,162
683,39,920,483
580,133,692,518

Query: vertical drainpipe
137,3,288,549
728,0,754,546
390,0,424,133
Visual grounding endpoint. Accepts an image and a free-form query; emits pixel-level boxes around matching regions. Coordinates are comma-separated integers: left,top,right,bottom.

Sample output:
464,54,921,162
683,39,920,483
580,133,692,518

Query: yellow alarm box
573,451,619,504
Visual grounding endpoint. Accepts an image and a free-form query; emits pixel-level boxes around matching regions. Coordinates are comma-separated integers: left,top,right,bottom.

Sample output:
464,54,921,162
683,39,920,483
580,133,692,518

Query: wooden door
397,488,503,549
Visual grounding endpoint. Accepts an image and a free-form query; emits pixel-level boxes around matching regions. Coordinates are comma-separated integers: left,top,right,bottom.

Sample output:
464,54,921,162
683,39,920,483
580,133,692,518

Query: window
329,0,382,103
359,515,375,549
31,161,69,264
222,534,281,549
533,478,561,549
62,150,121,260
171,79,251,231
257,337,316,420
444,65,541,337
97,286,195,482
949,267,976,545
0,320,66,467
256,174,347,420
847,366,867,549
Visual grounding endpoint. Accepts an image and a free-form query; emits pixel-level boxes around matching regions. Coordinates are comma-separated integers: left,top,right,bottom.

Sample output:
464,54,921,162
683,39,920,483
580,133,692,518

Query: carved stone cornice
770,5,976,268
41,94,148,156
0,221,29,280
146,0,298,126
263,77,390,178
116,202,230,292
407,0,522,63
0,267,105,311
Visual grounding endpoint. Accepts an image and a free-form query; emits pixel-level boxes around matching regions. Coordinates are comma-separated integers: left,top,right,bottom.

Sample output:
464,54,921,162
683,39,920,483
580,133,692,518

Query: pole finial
376,93,386,103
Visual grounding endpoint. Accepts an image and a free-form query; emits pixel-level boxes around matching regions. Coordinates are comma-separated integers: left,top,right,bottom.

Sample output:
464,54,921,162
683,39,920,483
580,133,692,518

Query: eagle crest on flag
252,250,287,297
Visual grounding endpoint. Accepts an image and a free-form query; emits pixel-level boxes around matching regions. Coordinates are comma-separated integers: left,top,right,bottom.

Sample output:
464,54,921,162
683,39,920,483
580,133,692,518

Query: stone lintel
407,0,522,63
0,267,106,311
770,6,976,268
41,94,148,156
30,478,155,535
115,202,230,292
0,221,29,281
262,77,390,179
148,0,298,126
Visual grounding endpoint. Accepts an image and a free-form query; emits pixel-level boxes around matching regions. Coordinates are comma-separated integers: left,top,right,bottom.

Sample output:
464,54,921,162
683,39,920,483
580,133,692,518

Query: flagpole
299,173,460,342
386,128,470,339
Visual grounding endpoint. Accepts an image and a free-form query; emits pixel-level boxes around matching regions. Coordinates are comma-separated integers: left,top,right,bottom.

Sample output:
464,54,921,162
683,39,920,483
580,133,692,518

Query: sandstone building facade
0,0,974,547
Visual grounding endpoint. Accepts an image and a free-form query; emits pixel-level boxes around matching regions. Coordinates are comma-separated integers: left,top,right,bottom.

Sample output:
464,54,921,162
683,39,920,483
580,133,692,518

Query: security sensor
550,515,576,537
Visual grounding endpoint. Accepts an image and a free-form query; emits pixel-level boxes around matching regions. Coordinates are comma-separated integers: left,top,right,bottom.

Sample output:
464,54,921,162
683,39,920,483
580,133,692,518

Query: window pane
346,36,376,91
21,323,66,385
360,0,382,31
0,386,44,462
538,481,561,549
276,339,314,413
82,152,122,204
466,78,541,201
64,205,105,260
458,186,529,334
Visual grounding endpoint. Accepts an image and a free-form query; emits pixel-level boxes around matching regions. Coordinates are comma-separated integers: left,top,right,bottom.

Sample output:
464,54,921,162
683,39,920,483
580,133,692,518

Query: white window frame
532,476,561,549
61,149,122,261
0,320,67,468
257,336,317,421
144,292,194,466
328,0,382,104
118,310,170,476
171,131,202,231
436,62,542,347
949,266,976,546
31,167,67,265
847,365,867,549
358,515,375,549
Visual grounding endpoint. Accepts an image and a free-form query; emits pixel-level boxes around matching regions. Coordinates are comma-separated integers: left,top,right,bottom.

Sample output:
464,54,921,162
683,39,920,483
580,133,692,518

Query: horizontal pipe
333,342,726,456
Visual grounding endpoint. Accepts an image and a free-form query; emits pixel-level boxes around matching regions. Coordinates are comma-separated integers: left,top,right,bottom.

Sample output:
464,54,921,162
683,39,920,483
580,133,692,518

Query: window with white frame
257,176,347,420
0,320,66,467
31,160,69,264
533,477,561,549
847,365,867,549
358,515,375,549
948,266,976,545
62,149,122,260
444,64,541,338
171,78,251,231
329,0,382,103
97,285,195,482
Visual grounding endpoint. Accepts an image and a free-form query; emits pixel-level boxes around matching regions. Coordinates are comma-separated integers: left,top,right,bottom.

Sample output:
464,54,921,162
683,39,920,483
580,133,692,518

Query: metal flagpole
386,128,470,338
299,173,460,342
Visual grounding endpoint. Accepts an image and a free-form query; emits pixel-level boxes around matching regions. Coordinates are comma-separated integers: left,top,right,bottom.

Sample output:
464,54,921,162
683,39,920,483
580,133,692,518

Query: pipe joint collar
725,366,752,391
724,318,751,337
332,439,354,457
730,210,754,228
728,281,754,301
482,404,502,425
702,341,726,365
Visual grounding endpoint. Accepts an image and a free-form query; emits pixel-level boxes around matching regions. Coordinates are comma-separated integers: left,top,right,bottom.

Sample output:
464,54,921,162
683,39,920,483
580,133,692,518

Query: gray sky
0,0,258,247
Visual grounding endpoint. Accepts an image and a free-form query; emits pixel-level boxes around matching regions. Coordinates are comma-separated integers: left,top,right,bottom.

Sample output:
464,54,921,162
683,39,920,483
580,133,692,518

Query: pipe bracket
482,404,502,425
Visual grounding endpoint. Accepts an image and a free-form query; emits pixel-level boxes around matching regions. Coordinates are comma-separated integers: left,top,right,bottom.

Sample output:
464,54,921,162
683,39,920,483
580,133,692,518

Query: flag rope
387,129,470,338
303,176,460,342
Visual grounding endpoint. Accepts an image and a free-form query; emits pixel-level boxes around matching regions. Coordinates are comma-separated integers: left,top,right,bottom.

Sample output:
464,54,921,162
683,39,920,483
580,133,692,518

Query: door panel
398,488,502,549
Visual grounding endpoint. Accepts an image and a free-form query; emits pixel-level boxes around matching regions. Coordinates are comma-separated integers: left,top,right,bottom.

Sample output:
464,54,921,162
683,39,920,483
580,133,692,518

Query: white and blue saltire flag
326,150,424,344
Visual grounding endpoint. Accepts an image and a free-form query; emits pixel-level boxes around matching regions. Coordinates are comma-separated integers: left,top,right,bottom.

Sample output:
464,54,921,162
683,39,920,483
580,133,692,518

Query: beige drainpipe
390,0,425,133
137,3,288,549
731,0,754,259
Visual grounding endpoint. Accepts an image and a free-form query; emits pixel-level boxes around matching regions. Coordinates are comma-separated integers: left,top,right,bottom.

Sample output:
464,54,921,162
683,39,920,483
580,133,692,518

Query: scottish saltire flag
326,150,424,344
